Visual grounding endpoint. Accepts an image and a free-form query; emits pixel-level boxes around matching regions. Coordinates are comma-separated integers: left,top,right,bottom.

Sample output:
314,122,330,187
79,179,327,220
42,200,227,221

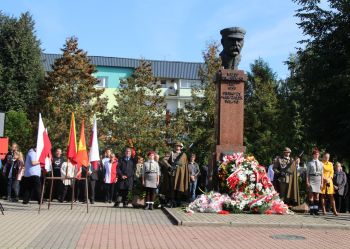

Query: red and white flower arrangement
187,153,292,215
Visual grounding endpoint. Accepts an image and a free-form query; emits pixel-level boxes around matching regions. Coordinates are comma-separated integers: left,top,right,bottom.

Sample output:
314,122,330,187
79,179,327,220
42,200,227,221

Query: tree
278,54,309,155
0,12,44,119
108,60,167,156
185,42,221,165
4,110,33,152
291,0,350,160
244,58,282,165
39,37,108,148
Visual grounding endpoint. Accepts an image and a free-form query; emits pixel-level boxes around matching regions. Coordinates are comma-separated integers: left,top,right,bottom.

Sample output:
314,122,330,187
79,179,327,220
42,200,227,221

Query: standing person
287,157,301,205
162,142,189,208
273,147,294,201
102,149,112,167
114,148,136,208
267,158,275,183
7,151,24,202
75,165,87,203
142,151,160,210
306,149,323,215
320,153,338,215
103,153,118,203
188,154,200,202
59,160,75,202
333,162,347,213
2,143,19,199
88,161,100,204
22,147,41,204
52,148,64,200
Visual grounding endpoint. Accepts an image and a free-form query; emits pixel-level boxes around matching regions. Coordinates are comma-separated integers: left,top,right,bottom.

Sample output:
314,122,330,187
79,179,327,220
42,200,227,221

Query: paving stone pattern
1,201,350,249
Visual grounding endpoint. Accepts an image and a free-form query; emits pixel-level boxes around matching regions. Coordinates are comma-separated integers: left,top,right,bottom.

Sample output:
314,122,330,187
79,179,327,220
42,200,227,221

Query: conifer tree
291,0,350,161
185,42,221,165
245,58,282,165
40,37,107,148
0,12,44,119
109,60,167,155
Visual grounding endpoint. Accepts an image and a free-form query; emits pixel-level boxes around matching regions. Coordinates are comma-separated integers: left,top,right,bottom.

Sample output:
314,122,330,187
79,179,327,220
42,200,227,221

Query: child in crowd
142,151,160,210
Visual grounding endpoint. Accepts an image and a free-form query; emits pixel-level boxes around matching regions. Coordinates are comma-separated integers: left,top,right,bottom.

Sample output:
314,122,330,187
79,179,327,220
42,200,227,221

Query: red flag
67,113,77,163
76,119,89,167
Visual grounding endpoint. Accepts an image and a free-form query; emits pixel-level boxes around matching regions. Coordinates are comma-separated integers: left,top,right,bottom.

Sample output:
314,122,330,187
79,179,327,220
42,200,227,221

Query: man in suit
114,147,136,208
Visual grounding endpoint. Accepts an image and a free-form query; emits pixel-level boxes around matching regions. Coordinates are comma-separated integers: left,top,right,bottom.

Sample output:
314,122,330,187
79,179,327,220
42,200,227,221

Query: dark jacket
334,171,347,196
2,151,14,177
117,157,135,191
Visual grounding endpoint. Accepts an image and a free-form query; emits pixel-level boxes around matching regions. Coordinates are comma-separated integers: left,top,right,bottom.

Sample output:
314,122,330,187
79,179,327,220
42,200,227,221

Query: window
180,79,200,89
96,76,108,88
161,79,167,87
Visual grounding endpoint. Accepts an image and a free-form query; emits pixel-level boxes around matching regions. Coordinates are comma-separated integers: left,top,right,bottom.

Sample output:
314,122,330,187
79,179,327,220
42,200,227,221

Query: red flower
218,210,230,215
261,176,272,188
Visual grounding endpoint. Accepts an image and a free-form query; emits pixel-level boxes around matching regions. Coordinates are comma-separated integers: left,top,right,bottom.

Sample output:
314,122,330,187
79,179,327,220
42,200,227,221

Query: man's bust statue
219,27,246,70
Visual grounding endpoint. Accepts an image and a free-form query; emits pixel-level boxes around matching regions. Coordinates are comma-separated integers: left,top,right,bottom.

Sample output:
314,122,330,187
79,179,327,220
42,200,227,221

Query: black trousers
75,180,86,202
145,187,156,203
116,189,129,204
89,179,96,202
60,184,72,202
104,183,115,202
23,176,41,204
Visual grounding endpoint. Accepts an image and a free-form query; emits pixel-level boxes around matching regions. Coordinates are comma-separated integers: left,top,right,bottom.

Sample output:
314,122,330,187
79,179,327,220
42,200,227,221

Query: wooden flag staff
38,164,89,214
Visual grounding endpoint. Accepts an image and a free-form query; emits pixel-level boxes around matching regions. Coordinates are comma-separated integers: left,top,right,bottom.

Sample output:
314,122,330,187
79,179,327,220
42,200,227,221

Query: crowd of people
1,142,349,215
269,147,348,215
0,142,202,209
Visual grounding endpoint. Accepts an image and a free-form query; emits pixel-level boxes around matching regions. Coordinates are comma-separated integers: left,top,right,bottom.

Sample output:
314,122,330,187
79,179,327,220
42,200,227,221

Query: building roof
41,53,203,80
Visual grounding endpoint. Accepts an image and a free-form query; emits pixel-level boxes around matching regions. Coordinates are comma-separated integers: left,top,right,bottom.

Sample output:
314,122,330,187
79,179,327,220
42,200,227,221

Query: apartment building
42,53,203,113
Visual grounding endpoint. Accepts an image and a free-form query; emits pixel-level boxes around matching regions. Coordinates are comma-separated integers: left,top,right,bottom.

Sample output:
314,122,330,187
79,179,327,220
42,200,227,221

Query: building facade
42,53,203,113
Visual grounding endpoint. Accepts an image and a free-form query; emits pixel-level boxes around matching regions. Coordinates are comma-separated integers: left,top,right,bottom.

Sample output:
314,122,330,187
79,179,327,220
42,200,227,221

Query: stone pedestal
215,68,247,158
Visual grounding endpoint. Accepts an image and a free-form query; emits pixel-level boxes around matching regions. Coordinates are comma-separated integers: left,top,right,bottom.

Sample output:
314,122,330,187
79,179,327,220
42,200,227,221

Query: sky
2,0,305,79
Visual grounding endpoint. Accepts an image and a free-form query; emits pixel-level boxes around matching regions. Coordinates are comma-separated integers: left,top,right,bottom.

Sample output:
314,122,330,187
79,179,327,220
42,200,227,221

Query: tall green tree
245,58,282,165
4,110,33,152
108,60,167,155
39,37,107,148
0,12,44,118
185,42,221,165
278,54,308,155
291,0,350,160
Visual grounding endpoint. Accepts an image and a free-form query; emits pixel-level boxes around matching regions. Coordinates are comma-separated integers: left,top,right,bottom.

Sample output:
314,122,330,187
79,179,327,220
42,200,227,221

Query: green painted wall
94,66,134,88
93,66,133,109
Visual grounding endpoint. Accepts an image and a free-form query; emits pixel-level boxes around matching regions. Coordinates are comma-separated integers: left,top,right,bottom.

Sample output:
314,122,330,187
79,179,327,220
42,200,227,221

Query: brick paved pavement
1,200,350,249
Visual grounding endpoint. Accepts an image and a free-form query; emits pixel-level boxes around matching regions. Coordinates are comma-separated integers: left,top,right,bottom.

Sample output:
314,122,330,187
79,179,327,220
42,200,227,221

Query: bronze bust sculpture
219,27,246,70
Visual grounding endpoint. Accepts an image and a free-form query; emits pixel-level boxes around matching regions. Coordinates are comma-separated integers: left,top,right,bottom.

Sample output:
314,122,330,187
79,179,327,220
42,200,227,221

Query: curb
162,207,182,225
164,209,350,230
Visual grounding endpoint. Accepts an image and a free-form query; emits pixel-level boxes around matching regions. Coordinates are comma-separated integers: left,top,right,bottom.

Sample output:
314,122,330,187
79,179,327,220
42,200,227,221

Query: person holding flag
23,114,52,204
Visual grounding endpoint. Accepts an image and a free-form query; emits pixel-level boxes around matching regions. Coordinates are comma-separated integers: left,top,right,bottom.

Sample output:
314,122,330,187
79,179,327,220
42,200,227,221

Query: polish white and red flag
89,116,100,171
36,113,52,171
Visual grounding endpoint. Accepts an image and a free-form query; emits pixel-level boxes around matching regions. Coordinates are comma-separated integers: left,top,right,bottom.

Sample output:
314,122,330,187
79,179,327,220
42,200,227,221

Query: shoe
90,200,95,204
22,201,29,205
108,200,112,204
114,202,119,208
